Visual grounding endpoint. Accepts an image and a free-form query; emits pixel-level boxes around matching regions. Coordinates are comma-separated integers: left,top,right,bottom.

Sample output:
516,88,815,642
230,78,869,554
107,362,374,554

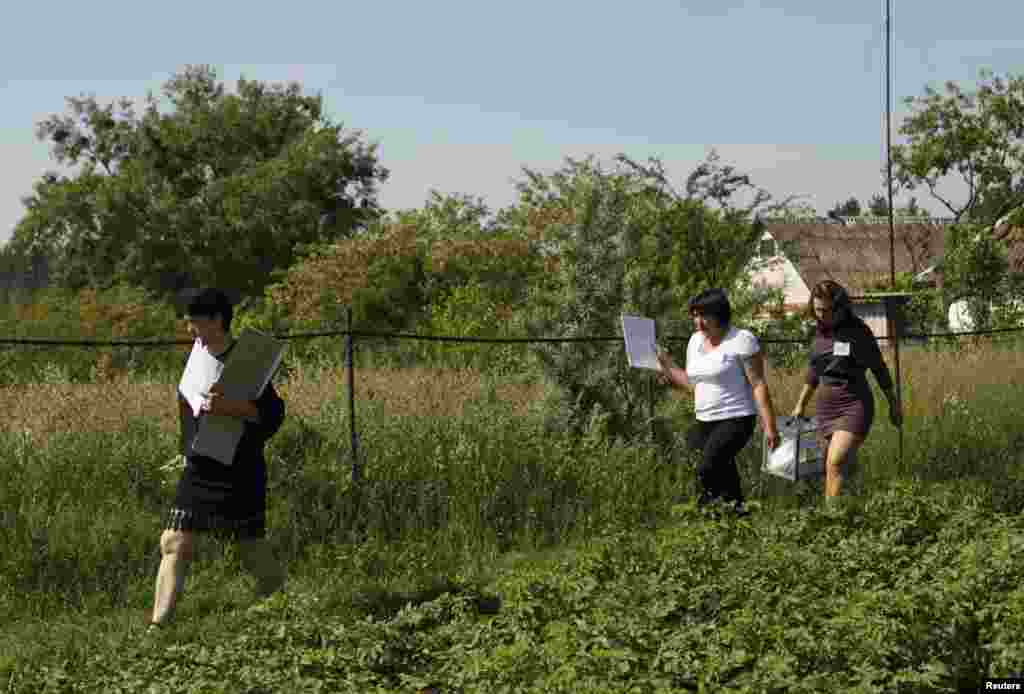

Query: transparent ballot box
762,416,824,482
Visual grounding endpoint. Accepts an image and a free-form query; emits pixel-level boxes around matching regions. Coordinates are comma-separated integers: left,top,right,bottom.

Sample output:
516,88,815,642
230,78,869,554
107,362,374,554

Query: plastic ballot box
762,416,825,482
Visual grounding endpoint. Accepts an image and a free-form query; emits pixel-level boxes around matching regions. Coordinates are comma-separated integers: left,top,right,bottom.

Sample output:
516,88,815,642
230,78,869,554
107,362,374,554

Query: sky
2,0,1023,247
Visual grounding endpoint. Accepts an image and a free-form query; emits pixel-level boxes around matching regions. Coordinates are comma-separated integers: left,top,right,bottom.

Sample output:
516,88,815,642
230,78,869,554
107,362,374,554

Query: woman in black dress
791,281,902,502
149,288,286,628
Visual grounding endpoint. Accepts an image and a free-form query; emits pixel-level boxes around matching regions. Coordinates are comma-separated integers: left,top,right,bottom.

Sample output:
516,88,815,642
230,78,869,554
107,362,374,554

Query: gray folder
190,330,286,465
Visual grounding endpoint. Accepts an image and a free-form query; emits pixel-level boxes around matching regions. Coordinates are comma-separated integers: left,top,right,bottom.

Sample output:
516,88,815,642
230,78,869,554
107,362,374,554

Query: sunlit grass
2,336,1024,690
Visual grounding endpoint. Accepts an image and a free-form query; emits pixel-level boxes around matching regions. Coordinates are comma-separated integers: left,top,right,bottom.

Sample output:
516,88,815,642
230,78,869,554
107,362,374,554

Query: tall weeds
1,333,1023,632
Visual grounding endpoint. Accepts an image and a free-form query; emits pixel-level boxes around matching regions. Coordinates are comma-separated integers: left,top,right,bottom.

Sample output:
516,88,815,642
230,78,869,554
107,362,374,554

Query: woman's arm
794,340,820,417
792,383,817,418
202,382,285,434
742,351,780,449
656,347,691,392
859,322,894,391
858,323,902,426
878,382,902,427
179,394,195,455
201,383,260,420
253,382,286,436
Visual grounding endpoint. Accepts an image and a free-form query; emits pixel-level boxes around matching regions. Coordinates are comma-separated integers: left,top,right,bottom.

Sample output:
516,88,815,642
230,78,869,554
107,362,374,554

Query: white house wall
947,297,1024,332
948,300,974,333
852,302,889,340
748,254,811,309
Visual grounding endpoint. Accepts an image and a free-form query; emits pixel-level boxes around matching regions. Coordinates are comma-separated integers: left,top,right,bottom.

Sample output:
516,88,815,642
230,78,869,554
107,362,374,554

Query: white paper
178,340,225,418
763,416,825,481
621,315,659,371
177,339,242,464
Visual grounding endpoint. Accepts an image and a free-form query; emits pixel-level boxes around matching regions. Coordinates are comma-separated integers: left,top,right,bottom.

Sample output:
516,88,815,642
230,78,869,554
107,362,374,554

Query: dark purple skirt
816,381,874,447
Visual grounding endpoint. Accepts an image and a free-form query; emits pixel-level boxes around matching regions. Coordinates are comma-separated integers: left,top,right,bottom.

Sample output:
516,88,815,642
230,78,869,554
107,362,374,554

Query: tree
868,193,890,217
943,223,1010,331
265,208,541,344
828,197,862,218
266,221,427,334
864,193,928,220
901,196,923,218
10,65,389,303
507,151,782,442
891,70,1024,228
389,190,499,240
0,242,51,302
761,201,817,220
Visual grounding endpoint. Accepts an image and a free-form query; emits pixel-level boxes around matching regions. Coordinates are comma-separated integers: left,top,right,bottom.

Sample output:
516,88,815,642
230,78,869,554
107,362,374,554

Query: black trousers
686,415,756,505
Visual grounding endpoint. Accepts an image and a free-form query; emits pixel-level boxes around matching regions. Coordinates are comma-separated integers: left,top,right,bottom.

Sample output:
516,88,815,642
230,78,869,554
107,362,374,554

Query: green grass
3,485,1023,692
2,347,1024,692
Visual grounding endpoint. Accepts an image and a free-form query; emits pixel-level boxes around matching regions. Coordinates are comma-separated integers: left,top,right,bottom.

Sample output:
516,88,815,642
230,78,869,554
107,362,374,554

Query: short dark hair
689,288,731,327
182,287,234,331
806,280,850,321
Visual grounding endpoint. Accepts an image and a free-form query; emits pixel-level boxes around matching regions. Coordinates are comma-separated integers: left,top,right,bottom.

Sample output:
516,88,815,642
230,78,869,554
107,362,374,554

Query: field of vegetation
2,313,1024,692
5,64,1024,692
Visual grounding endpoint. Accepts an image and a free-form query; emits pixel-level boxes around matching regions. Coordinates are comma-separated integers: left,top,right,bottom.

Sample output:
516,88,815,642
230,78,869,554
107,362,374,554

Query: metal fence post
346,307,360,483
887,297,904,474
648,372,656,443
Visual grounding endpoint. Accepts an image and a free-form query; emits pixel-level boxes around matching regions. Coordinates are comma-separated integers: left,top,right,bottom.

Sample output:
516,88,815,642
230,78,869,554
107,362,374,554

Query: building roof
763,221,947,293
991,218,1024,272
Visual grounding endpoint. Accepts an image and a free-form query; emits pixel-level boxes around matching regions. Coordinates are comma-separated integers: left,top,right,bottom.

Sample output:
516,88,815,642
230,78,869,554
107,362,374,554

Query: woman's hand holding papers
655,346,672,385
655,345,690,391
200,382,260,421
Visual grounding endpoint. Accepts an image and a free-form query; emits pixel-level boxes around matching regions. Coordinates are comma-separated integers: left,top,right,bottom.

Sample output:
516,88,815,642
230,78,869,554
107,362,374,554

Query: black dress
806,314,892,449
164,341,286,540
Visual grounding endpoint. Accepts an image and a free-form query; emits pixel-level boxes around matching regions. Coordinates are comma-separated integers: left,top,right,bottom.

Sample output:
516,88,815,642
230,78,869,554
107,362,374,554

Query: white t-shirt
686,327,760,422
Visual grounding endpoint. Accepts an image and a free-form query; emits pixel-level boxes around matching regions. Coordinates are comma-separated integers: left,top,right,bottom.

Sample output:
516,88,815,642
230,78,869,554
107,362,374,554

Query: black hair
689,288,731,327
182,287,233,332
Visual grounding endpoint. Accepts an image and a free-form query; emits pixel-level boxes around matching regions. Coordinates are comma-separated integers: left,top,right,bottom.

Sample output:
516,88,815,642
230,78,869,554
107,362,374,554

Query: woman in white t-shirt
656,289,780,514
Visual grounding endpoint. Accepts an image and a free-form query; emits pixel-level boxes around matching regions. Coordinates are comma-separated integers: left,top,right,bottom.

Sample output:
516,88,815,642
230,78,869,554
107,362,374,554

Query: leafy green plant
2,329,1024,693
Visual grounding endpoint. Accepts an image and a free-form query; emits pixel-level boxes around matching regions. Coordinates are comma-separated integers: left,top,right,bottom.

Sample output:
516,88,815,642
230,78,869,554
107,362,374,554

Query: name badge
833,341,851,357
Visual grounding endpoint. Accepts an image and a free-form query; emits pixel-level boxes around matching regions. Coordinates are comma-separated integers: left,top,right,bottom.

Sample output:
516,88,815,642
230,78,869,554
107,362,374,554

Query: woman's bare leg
825,430,866,498
151,529,196,625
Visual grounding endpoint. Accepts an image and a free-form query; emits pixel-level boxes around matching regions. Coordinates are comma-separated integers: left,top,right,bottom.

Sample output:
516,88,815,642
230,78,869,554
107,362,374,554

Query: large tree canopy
828,197,862,219
498,151,783,441
891,70,1024,228
9,65,388,302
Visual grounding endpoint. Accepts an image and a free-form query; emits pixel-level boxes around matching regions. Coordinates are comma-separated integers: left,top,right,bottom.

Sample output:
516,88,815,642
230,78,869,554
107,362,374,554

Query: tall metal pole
885,0,896,288
885,0,905,468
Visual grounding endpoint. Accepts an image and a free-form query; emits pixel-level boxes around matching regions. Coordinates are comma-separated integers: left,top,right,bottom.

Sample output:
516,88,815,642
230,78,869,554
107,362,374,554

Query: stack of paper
179,330,287,465
178,340,225,418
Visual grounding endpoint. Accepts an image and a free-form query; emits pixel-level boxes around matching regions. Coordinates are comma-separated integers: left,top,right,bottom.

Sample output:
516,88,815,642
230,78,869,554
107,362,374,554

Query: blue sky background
2,0,1023,246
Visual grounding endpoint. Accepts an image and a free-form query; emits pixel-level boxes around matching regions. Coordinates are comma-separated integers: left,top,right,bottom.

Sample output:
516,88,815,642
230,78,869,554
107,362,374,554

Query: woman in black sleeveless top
791,281,902,502
149,288,286,629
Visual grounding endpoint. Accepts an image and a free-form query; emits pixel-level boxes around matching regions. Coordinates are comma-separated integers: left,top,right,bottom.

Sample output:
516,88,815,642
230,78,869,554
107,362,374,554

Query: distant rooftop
763,216,956,226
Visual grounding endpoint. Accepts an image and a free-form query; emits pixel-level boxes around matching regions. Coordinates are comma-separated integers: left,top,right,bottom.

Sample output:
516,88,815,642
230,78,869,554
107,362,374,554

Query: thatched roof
763,221,947,293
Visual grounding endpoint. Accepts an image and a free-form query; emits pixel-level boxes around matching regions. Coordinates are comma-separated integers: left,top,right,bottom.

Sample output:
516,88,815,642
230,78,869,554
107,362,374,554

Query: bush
421,279,530,374
0,283,186,384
